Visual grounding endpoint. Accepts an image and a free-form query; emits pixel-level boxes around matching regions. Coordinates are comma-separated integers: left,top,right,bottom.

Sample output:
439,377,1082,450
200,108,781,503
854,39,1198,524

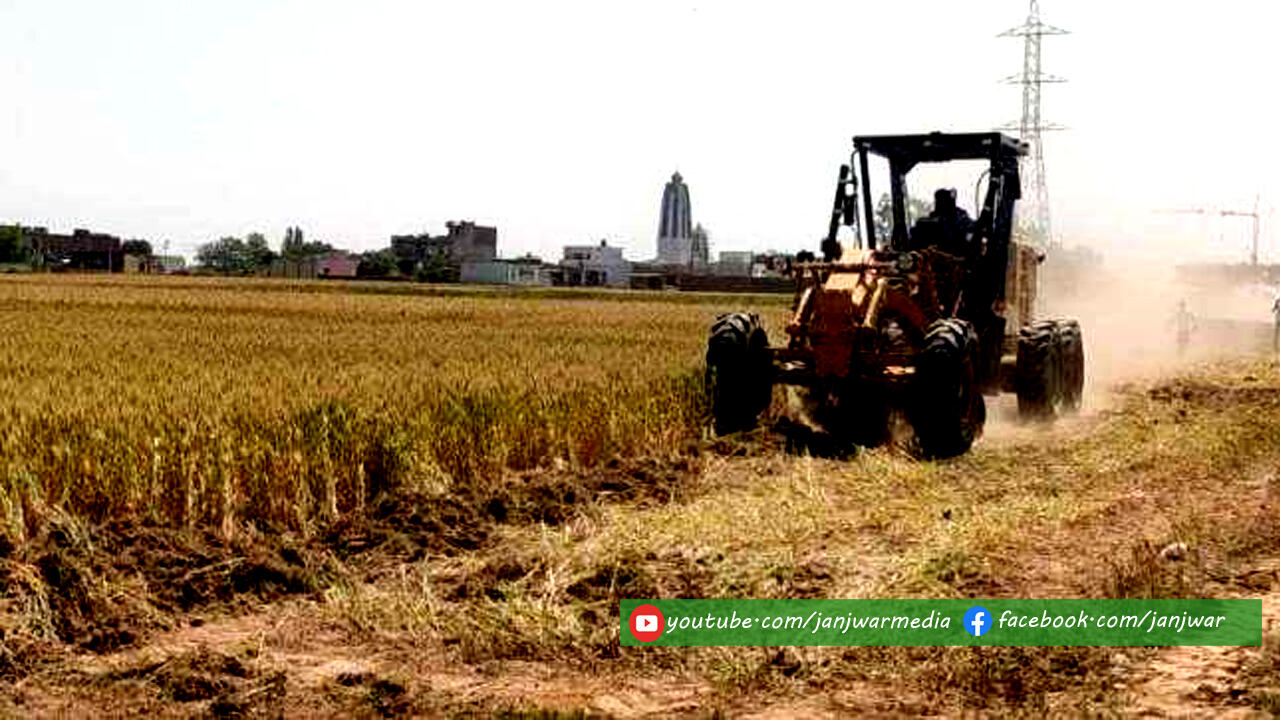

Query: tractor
706,131,1084,458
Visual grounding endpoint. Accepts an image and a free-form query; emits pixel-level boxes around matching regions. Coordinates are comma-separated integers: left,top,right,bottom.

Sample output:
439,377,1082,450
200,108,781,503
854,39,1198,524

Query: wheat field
0,274,788,542
6,274,1280,716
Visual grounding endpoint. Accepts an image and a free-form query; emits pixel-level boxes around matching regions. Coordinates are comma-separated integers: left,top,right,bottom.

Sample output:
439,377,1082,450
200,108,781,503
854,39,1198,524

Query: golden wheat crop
0,274,789,542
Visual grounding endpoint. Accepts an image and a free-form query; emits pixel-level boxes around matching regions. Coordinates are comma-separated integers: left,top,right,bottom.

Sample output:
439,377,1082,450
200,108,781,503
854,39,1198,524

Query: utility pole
999,0,1068,249
1157,197,1262,266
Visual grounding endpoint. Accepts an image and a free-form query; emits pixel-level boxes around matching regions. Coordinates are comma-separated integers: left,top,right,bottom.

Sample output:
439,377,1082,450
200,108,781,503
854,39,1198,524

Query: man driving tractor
911,188,975,258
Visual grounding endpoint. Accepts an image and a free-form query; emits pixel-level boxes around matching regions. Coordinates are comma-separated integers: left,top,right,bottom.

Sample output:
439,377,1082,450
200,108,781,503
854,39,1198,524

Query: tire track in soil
1123,581,1280,719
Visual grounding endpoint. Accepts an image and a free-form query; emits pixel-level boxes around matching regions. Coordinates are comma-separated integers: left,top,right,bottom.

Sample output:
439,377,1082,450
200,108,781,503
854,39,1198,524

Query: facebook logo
963,606,992,637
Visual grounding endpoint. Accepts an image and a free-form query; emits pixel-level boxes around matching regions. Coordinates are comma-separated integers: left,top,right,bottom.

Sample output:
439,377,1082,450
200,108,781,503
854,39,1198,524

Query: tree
282,227,303,260
357,249,397,278
281,226,332,262
395,256,417,277
416,250,453,283
197,237,247,274
122,239,153,256
0,225,29,264
244,232,275,268
196,235,276,275
873,193,933,245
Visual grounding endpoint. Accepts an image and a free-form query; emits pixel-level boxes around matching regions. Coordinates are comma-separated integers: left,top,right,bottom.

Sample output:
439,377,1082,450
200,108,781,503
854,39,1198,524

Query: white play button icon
627,604,665,642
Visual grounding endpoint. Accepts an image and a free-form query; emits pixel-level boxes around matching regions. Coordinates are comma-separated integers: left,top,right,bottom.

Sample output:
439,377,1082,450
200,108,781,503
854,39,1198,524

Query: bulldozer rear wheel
706,312,772,435
910,318,985,459
1056,319,1084,412
1016,320,1060,421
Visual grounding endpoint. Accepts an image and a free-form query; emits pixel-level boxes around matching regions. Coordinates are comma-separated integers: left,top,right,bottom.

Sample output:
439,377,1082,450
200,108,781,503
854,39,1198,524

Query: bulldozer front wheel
1016,320,1060,421
1056,319,1084,412
910,319,985,459
706,312,772,435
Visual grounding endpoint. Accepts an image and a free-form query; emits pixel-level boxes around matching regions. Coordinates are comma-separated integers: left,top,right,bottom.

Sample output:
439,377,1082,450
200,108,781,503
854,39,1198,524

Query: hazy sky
2,1,1277,264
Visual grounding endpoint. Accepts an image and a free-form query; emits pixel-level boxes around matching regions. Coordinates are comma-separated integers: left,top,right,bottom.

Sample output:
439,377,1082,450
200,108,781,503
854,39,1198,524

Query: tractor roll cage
828,131,1027,305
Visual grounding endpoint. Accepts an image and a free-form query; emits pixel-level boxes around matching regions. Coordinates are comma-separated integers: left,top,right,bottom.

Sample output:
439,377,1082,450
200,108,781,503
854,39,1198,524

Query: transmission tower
999,0,1067,248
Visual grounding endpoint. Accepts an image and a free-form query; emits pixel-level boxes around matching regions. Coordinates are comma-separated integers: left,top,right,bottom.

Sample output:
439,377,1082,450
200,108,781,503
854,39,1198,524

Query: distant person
1272,294,1280,352
1173,300,1196,357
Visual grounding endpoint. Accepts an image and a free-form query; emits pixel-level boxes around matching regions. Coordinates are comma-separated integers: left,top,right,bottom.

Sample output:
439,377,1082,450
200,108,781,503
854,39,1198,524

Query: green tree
196,236,275,274
357,249,397,278
0,225,29,264
122,239,153,256
197,237,247,274
281,226,333,262
282,227,302,260
873,193,933,246
415,250,453,283
244,232,276,268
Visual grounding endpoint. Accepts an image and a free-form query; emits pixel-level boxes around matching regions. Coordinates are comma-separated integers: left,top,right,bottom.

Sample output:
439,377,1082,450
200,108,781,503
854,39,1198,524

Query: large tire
910,318,985,459
1056,319,1084,412
706,313,772,435
1016,320,1059,421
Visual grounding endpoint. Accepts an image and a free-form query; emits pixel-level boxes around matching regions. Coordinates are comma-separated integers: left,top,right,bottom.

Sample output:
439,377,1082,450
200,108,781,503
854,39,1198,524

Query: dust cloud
1038,251,1276,408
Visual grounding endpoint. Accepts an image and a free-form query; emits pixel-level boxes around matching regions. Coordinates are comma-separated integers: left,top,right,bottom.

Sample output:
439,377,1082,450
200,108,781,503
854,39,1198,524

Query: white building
558,240,631,287
716,250,754,277
461,256,554,286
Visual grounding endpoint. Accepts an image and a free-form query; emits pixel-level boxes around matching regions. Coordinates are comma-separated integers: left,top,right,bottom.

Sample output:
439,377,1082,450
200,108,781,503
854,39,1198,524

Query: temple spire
656,171,706,267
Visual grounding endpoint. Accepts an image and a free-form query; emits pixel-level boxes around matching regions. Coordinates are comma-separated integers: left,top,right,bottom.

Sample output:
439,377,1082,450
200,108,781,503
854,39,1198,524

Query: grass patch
315,358,1280,715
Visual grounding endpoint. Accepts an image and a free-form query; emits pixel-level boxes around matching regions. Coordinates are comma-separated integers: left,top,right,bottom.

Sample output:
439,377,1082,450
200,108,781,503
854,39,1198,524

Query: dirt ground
5,355,1280,717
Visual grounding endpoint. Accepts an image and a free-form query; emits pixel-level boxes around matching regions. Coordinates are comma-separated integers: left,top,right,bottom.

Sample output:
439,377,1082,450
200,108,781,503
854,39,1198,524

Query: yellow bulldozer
706,132,1084,457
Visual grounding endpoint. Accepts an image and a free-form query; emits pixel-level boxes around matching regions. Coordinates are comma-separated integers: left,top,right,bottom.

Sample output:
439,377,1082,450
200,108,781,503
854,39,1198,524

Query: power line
1155,196,1262,265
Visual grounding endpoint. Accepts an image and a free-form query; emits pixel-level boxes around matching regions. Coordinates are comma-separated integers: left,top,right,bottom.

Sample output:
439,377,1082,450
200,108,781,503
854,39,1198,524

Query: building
154,255,187,274
318,251,359,279
554,240,631,287
123,255,152,274
715,251,754,277
655,172,708,268
28,228,123,272
690,223,710,268
265,251,358,280
391,220,497,276
441,221,497,263
752,251,796,278
461,255,555,286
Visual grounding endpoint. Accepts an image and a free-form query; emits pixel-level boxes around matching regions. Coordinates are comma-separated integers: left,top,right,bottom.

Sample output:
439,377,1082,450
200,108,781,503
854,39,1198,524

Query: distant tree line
349,246,455,282
193,225,464,282
196,233,277,275
2,221,400,277
0,226,160,270
355,249,398,278
0,225,30,264
196,227,340,275
280,227,334,262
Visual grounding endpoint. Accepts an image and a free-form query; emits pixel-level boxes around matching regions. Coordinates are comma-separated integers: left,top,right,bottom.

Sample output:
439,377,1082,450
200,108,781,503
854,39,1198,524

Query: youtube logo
628,603,665,642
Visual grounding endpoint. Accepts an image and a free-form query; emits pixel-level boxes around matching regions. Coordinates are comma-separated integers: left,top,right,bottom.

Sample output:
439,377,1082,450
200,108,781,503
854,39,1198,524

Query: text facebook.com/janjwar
620,599,1261,647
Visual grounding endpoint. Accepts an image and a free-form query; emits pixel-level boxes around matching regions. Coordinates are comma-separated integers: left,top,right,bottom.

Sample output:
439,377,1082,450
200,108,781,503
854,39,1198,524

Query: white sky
1,1,1278,264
